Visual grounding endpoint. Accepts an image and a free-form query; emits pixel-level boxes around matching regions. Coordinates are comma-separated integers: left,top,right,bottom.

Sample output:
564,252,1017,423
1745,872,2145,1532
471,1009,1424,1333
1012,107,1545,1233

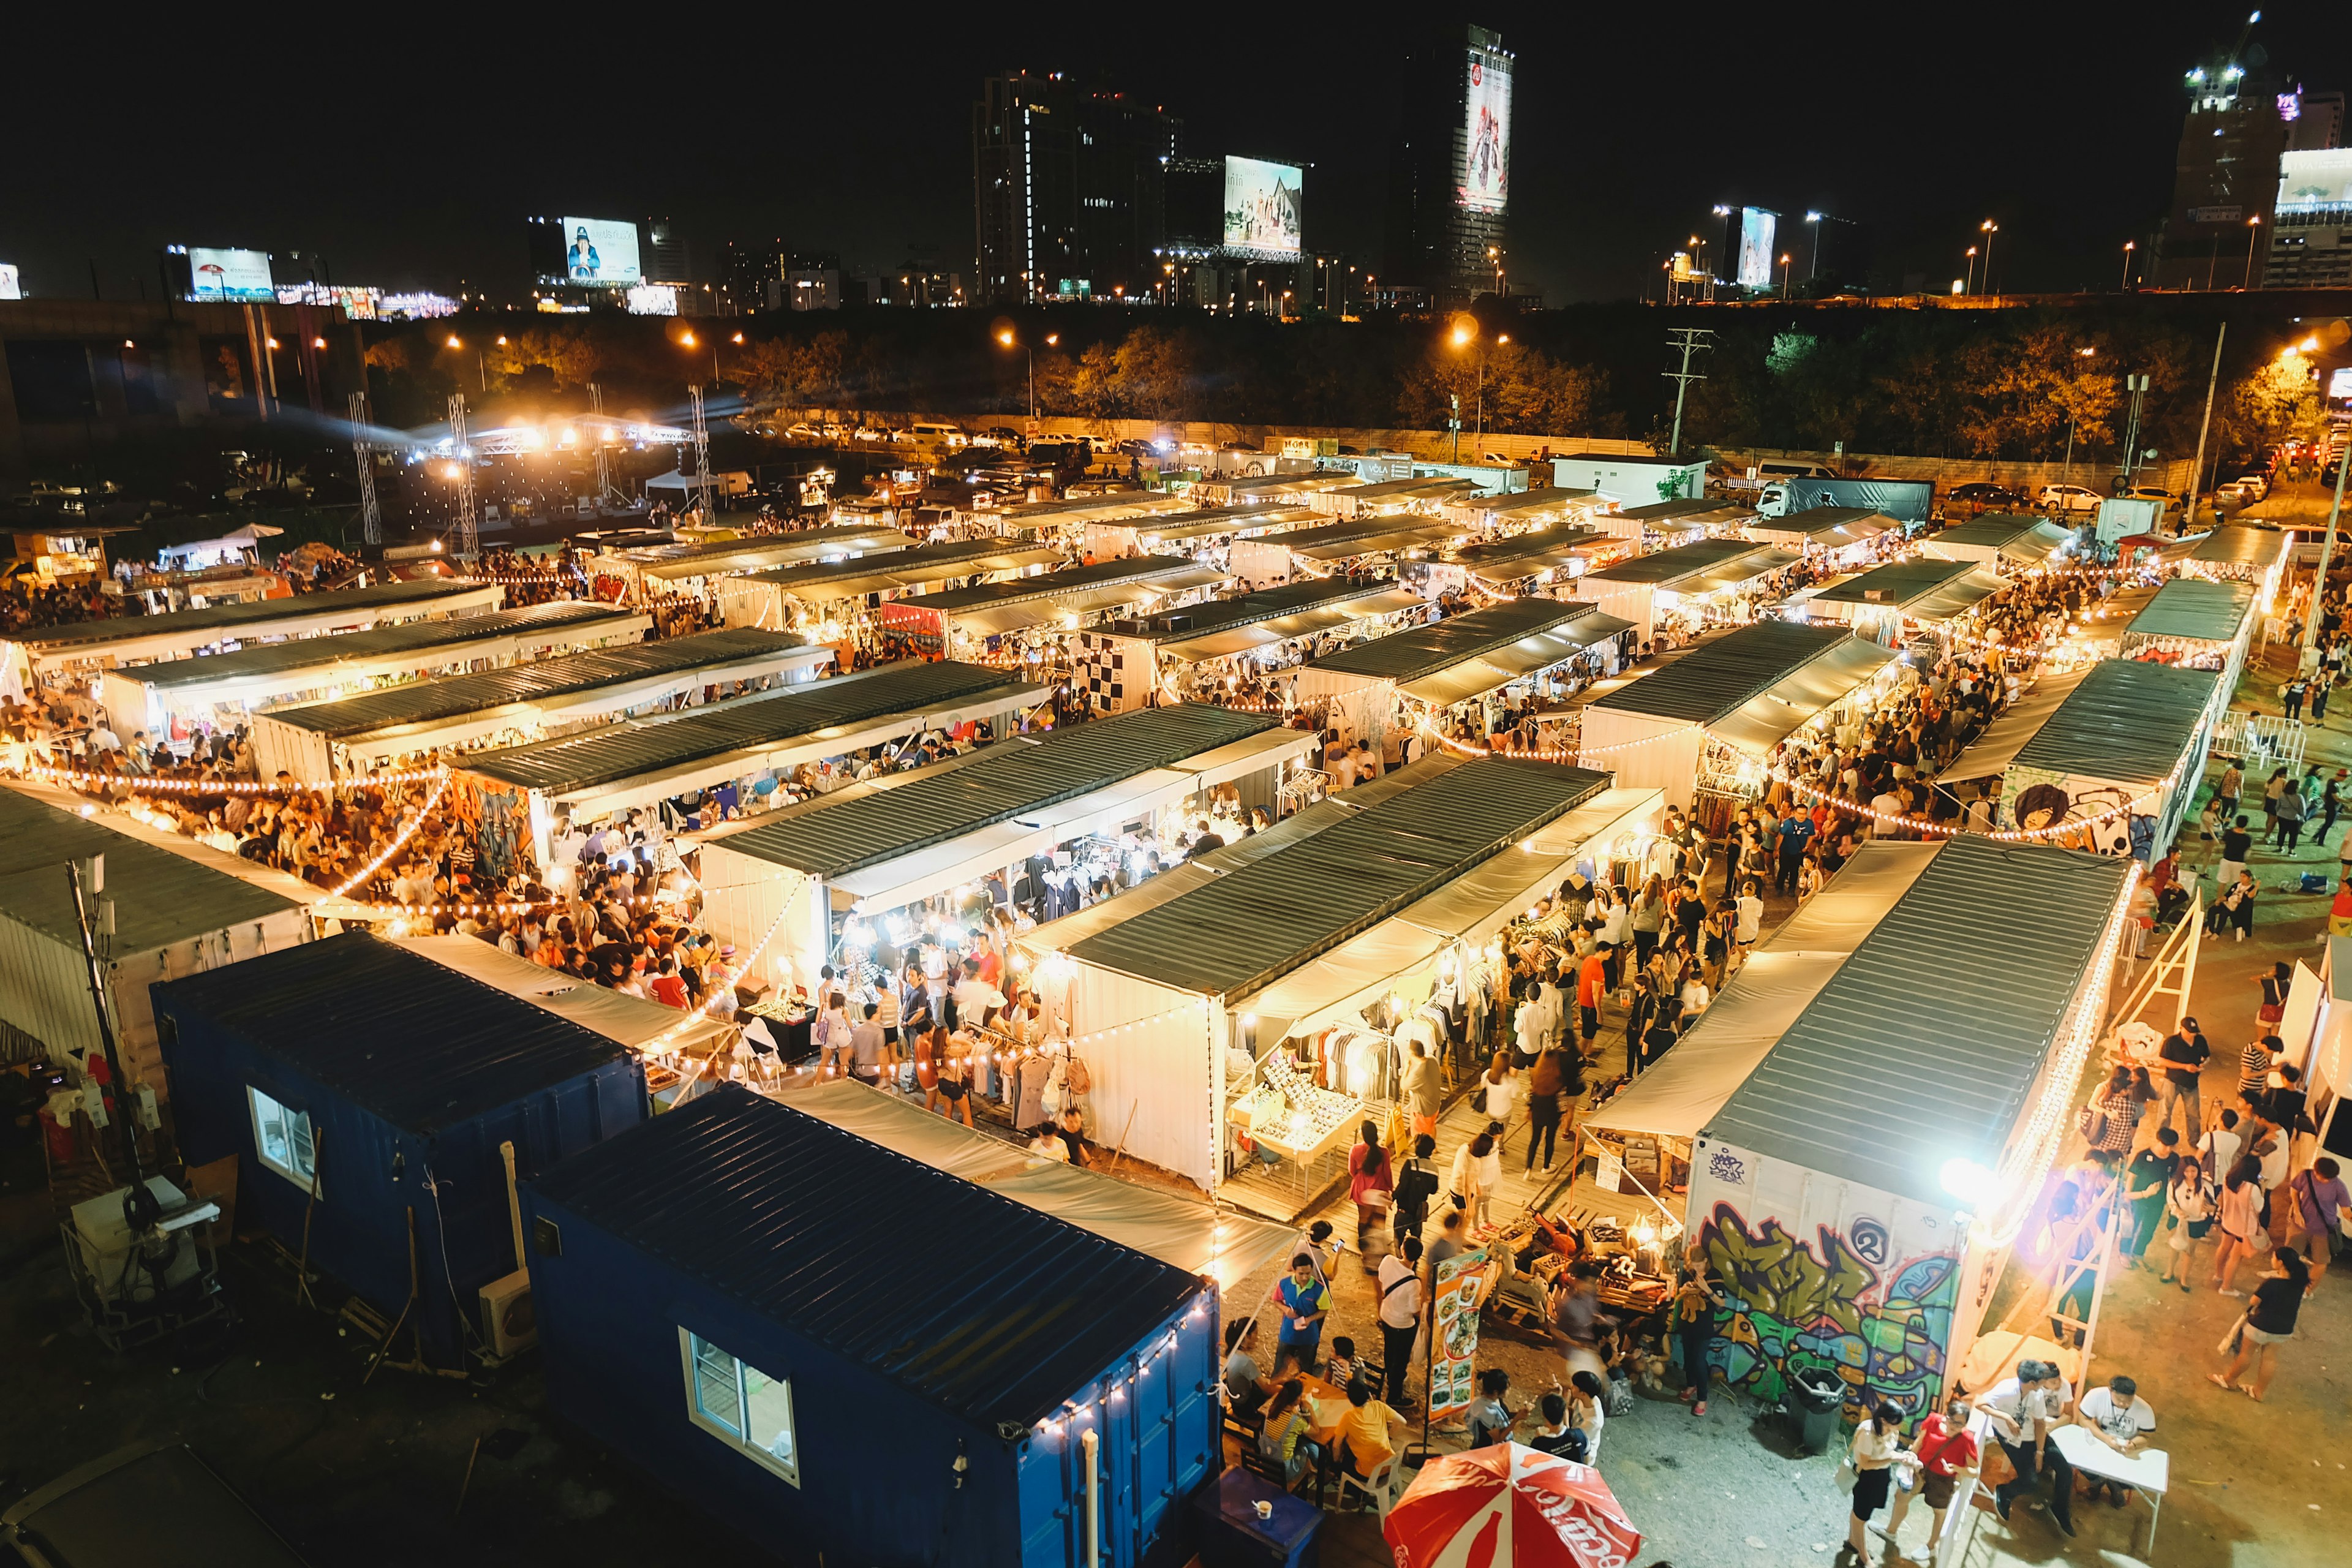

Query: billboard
560,217,641,285
624,283,679,317
1459,46,1512,211
0,263,19,301
2330,366,2352,403
1221,156,1302,258
187,247,274,301
2277,148,2352,214
1736,208,1779,288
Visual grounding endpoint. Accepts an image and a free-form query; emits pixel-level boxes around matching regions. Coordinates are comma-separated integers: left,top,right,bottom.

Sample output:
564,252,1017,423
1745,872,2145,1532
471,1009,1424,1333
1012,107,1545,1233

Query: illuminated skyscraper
1385,23,1513,307
972,72,1181,304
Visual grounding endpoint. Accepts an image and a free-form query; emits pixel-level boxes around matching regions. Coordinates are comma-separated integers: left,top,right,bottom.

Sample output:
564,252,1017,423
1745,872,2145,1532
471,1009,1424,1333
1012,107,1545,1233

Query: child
1322,1336,1359,1390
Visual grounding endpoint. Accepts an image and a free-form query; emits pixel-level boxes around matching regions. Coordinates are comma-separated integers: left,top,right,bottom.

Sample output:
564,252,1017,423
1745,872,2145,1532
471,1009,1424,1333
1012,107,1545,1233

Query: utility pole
449,393,478,560
1663,327,1714,459
2187,322,2227,529
1449,393,1463,463
349,391,382,546
589,382,620,508
2299,435,2352,663
688,383,714,524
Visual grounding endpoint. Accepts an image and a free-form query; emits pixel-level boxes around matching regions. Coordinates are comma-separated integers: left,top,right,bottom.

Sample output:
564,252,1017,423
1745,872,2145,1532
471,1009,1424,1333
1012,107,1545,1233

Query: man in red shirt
1882,1397,1979,1553
1576,944,1611,1056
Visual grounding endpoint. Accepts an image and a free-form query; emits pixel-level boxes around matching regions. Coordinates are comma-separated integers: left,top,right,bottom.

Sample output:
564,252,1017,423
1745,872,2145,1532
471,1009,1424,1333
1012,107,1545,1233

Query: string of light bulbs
1769,761,2177,843
7,760,451,795
322,770,453,900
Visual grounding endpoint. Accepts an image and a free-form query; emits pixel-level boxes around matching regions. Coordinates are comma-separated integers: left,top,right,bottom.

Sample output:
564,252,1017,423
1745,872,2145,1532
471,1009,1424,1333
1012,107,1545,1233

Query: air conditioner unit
480,1268,536,1358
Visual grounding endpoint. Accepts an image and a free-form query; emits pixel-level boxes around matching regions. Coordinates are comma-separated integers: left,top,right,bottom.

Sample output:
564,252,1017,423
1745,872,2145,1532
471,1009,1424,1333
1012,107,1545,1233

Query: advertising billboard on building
2278,148,2352,214
559,217,641,286
187,247,275,301
624,284,679,317
1221,157,1303,258
0,263,20,301
1736,208,1779,288
1459,47,1512,211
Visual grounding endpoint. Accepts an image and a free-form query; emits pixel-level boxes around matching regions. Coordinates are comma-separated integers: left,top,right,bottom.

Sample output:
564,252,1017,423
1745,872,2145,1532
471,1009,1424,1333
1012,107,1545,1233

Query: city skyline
0,5,2342,306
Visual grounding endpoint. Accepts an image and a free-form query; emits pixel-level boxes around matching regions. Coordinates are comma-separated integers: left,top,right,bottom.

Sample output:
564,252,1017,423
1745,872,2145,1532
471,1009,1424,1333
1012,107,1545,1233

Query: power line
1662,326,1714,459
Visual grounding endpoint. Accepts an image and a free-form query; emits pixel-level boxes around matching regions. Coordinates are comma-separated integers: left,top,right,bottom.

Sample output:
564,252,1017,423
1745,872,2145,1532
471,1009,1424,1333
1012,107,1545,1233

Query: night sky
0,4,2335,306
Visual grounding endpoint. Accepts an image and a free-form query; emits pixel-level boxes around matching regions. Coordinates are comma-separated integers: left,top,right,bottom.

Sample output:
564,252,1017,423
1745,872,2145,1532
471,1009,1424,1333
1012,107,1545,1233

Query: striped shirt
2240,1041,2274,1095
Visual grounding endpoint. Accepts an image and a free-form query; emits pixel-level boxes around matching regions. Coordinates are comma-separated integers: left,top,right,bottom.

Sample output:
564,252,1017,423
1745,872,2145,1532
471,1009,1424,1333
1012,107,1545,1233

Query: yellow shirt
1334,1400,1400,1472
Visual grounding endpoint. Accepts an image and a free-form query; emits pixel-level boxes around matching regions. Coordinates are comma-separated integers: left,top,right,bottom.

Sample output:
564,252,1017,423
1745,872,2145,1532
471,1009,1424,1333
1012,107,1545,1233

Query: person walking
1391,1134,1438,1254
1401,1041,1442,1141
2274,778,2308,852
2119,1128,2180,1267
1672,1264,1727,1416
2283,1156,2352,1289
2211,1155,2267,1296
1843,1398,1910,1562
1449,1128,1503,1233
2210,1248,2309,1401
1524,1044,1574,1174
2154,1156,2216,1291
2282,676,2309,724
1882,1398,1978,1557
1376,1237,1423,1411
1347,1120,1394,1268
2155,1016,2209,1137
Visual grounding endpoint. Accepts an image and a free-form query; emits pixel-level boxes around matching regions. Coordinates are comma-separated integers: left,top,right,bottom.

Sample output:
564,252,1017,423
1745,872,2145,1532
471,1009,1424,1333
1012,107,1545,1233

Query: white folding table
2051,1424,2170,1559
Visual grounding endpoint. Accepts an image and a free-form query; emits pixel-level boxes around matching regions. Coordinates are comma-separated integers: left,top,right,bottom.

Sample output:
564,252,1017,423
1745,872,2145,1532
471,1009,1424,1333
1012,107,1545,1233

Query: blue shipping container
155,931,646,1365
524,1085,1221,1568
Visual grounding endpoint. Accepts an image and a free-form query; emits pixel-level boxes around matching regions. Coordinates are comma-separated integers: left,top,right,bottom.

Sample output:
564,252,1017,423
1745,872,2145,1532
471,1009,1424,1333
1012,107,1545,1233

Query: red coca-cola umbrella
1382,1444,1643,1568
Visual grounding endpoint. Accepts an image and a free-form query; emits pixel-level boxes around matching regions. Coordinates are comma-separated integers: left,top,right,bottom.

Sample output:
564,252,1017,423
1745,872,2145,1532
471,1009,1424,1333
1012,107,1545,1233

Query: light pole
1779,253,1792,300
2062,347,2095,485
1804,211,1822,281
997,330,1055,421
2242,216,2263,289
1449,320,1506,454
1979,220,1999,296
2120,241,2136,291
1964,246,1979,295
447,333,486,393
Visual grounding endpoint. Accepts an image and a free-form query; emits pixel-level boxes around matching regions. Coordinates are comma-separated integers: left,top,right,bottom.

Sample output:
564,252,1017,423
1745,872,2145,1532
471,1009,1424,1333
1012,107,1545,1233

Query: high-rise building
2152,26,2291,290
644,218,696,283
1384,23,1513,306
972,71,1182,304
2264,86,2352,290
724,239,787,312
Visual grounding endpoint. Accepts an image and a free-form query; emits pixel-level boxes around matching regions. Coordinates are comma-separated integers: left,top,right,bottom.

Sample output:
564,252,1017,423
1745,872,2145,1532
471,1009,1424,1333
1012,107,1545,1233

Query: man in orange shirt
1577,943,1612,1056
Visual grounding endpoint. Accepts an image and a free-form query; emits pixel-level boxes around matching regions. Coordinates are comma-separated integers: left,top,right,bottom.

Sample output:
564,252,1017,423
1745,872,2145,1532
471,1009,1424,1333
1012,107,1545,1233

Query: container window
679,1328,799,1485
247,1087,318,1194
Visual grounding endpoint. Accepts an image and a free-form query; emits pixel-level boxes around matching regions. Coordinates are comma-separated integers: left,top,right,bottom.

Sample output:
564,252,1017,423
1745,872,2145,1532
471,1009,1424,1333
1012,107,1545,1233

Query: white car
782,422,821,442
2037,483,2101,514
851,427,888,443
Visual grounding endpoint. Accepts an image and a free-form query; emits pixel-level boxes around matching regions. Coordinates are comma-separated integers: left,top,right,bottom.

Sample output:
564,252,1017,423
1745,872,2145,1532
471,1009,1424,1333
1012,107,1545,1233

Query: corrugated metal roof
739,538,1064,594
1305,599,1594,683
152,931,628,1134
714,704,1275,876
261,628,813,739
1134,505,1317,545
1250,514,1456,553
2188,525,2292,565
1588,620,1860,723
1809,558,1981,607
459,660,1026,794
127,601,635,691
0,785,306,953
1065,758,1610,997
2011,658,2220,785
529,1085,1202,1427
1618,499,1754,523
1104,577,1404,645
1930,514,2050,548
1705,837,2130,1205
8,578,485,651
614,524,913,575
1763,507,1896,538
2124,577,2255,644
915,556,1200,616
1582,538,1777,586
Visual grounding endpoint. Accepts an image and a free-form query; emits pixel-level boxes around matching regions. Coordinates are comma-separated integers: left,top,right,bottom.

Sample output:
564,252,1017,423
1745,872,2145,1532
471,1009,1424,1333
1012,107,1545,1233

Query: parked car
782,421,822,442
1947,481,2027,514
2124,484,2182,510
2218,470,2271,502
851,426,889,443
2037,483,2103,514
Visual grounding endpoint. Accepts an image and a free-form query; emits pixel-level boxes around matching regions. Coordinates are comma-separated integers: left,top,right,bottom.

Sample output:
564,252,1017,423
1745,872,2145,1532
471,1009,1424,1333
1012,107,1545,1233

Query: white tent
394,934,732,1057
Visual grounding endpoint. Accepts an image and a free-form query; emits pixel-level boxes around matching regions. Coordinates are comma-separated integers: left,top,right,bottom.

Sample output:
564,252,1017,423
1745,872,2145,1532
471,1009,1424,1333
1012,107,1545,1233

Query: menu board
1427,1245,1494,1417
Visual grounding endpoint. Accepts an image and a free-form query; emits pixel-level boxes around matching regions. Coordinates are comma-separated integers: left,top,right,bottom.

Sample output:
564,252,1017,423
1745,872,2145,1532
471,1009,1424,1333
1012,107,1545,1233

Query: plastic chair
1338,1453,1402,1520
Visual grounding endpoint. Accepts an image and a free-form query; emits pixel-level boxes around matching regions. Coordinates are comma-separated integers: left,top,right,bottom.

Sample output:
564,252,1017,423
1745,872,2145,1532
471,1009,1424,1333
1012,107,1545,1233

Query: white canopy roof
394,933,733,1056
1583,842,1937,1137
781,1079,1296,1289
1940,666,2092,784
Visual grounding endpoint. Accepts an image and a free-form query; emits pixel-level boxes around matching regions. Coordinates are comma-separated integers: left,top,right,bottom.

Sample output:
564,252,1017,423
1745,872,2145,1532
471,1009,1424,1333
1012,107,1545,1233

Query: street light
2244,215,2263,289
446,334,484,391
1779,253,1793,300
2120,240,2136,291
1964,246,1979,295
998,330,1038,421
1979,220,1999,295
1449,321,1508,457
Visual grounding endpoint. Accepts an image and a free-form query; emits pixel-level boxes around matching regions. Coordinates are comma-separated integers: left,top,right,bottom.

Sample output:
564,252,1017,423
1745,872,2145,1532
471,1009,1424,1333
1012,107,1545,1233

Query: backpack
1065,1054,1091,1096
1393,1158,1438,1223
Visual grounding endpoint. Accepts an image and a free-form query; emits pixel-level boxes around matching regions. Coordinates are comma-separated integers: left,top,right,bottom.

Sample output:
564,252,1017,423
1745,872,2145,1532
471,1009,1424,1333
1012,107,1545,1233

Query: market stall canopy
1130,505,1319,546
1237,787,1661,1040
2076,584,2158,657
698,704,1303,906
1118,578,1422,663
2187,524,2294,569
1704,837,2132,1206
394,934,731,1056
781,1080,1295,1289
1298,598,1630,709
2123,576,2256,644
1585,842,1939,1138
1949,659,2217,788
1025,756,1611,1001
458,660,1042,809
156,522,285,565
254,627,823,747
1450,530,1610,584
1585,620,1893,753
1616,498,1757,529
748,540,1065,605
1919,514,2075,568
1158,587,1425,662
115,601,644,703
986,491,1193,527
1580,538,1795,591
1753,507,1898,546
1807,558,2005,622
620,524,918,583
1276,516,1469,564
914,556,1229,638
4,577,502,671
1444,486,1605,526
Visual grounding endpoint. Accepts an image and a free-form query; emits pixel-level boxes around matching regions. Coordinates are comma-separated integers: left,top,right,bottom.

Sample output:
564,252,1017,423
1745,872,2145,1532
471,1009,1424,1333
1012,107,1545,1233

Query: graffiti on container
1696,1203,1959,1418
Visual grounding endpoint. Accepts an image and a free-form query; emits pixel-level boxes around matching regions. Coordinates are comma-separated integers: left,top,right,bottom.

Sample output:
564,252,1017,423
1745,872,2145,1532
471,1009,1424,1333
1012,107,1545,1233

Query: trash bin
1787,1366,1845,1456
